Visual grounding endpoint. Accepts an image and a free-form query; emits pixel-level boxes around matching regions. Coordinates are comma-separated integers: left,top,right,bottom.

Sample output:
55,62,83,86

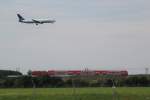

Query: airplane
17,14,56,25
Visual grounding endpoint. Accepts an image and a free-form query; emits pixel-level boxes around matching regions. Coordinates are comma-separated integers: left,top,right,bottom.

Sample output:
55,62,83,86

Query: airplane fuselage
19,20,56,24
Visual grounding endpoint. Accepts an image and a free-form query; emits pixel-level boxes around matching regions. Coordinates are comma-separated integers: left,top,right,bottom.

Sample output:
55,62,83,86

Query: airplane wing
32,19,55,24
32,19,41,23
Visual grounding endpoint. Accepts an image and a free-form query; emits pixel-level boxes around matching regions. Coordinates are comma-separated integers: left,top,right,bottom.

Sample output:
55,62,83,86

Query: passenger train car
31,70,128,77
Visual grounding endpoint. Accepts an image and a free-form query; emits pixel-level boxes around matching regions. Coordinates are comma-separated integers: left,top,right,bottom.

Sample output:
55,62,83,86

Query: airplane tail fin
17,14,25,22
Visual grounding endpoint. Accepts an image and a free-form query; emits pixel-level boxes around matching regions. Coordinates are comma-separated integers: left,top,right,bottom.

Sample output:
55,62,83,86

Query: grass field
0,87,150,100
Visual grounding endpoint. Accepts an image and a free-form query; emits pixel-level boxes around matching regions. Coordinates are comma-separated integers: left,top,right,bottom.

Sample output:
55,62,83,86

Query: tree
27,70,32,76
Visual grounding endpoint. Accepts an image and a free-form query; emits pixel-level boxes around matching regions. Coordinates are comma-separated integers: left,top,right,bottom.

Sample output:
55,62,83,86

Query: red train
32,70,128,77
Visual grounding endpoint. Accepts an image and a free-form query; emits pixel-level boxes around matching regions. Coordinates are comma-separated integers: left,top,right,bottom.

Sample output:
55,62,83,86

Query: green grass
0,87,150,100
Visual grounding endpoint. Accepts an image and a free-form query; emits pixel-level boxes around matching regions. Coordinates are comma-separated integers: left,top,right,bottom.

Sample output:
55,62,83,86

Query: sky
0,0,150,74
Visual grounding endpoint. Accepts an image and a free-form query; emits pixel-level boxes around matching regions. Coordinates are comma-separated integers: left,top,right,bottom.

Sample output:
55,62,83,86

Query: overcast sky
0,0,150,74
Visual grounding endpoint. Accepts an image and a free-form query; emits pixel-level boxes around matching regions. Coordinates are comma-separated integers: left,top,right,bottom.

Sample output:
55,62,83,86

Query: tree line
0,70,149,88
0,75,150,88
0,70,22,78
